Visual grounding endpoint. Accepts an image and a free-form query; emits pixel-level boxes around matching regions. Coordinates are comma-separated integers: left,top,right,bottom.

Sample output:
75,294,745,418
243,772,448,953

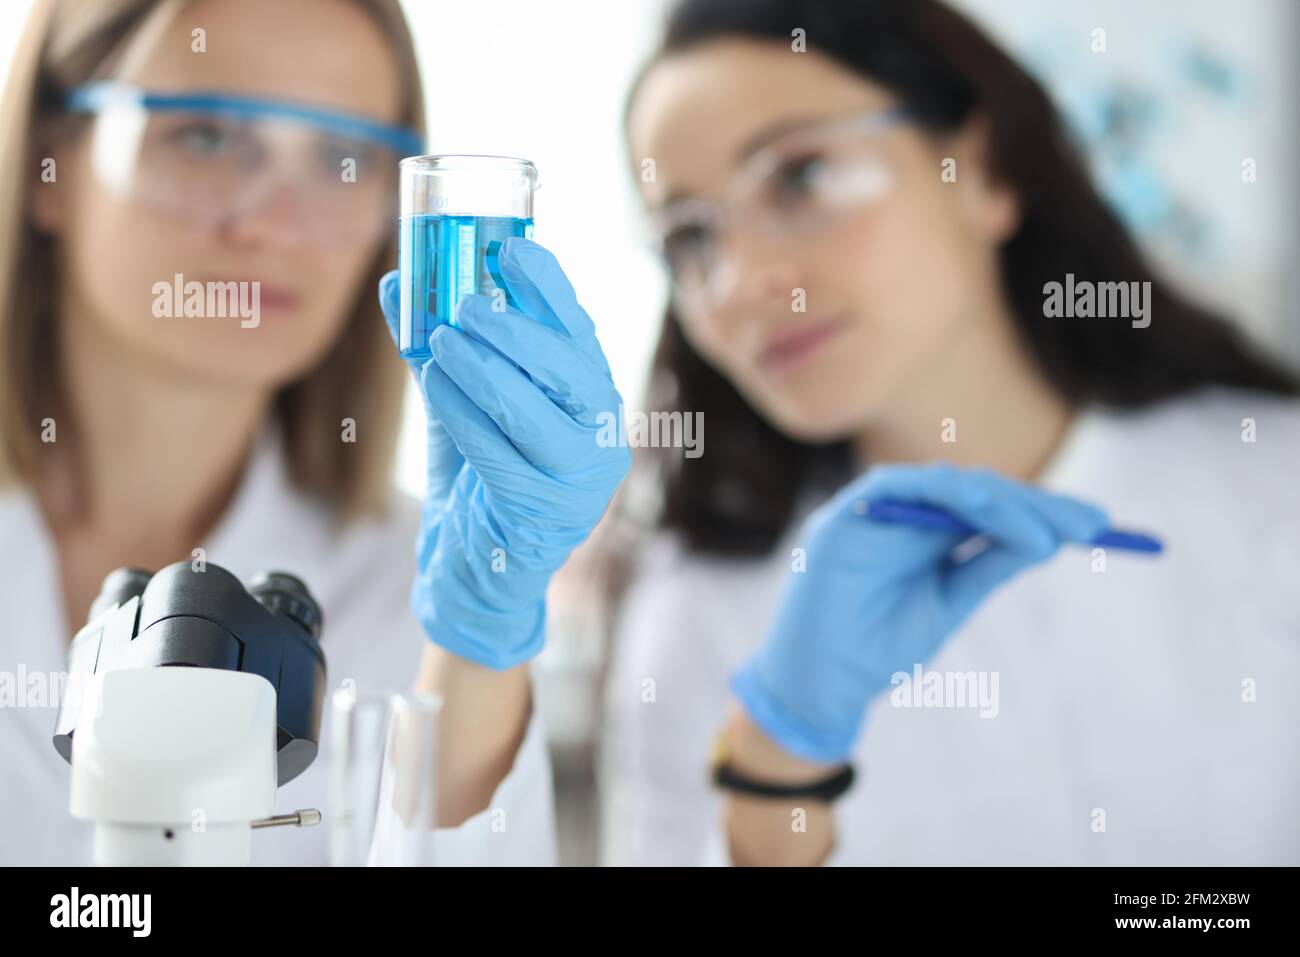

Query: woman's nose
219,172,316,248
717,228,806,310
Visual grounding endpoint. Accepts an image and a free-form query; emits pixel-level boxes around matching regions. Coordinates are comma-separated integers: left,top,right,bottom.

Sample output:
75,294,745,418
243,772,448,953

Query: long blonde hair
0,0,425,522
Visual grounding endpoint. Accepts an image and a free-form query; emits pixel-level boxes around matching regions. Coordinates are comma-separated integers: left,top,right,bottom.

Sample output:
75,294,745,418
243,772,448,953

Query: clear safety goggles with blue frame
647,105,913,313
65,82,424,245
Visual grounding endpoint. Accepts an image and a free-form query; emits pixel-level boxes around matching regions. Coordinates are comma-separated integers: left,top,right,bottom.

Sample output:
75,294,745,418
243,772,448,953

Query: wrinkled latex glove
730,463,1109,763
379,237,630,669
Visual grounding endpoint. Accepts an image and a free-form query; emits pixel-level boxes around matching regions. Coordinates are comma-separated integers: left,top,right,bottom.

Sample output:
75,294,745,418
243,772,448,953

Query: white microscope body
69,667,278,866
53,564,326,866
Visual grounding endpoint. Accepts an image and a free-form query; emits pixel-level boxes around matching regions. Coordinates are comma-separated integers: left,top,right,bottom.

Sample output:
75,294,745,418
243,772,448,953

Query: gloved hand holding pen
730,464,1111,763
379,237,630,670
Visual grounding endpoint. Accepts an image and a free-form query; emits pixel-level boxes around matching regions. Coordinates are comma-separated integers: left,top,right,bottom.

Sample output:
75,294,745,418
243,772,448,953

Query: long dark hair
609,0,1298,563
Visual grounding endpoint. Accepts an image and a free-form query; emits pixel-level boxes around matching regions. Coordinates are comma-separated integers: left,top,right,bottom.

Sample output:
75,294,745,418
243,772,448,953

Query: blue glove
379,237,630,669
730,463,1109,763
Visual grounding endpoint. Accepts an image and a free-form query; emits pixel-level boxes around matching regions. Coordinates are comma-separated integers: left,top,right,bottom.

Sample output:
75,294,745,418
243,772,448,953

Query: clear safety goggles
647,106,912,313
65,82,424,245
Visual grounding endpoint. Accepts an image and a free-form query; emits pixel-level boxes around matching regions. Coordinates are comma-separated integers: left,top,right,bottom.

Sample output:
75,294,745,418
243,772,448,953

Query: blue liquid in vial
399,213,534,359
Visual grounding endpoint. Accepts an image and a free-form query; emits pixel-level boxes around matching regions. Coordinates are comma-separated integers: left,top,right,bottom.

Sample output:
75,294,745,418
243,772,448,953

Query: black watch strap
712,761,856,803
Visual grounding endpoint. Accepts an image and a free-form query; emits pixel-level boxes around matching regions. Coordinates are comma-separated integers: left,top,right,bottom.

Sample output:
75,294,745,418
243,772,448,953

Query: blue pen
865,499,1164,554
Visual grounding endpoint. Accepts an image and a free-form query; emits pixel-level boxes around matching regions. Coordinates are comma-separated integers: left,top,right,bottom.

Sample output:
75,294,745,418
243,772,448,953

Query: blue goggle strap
66,82,425,157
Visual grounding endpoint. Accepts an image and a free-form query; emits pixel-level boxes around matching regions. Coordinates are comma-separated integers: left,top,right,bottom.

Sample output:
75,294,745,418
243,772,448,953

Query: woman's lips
198,280,301,320
757,316,847,376
253,285,301,312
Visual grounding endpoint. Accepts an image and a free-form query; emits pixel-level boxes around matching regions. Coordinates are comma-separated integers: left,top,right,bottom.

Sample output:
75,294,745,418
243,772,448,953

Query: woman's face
628,39,1019,443
40,0,403,389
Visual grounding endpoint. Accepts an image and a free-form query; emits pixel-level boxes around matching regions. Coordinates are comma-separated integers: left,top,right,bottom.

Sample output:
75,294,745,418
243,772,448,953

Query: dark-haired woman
596,0,1300,866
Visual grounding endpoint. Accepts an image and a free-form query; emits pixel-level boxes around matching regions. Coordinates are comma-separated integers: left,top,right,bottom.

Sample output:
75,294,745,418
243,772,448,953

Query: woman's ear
950,115,1021,244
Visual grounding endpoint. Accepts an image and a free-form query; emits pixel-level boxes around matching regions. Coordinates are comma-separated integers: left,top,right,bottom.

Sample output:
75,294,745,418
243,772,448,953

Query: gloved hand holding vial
384,152,630,670
398,155,539,357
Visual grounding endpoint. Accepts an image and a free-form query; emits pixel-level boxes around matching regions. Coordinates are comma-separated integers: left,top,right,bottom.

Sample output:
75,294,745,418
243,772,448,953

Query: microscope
51,562,327,866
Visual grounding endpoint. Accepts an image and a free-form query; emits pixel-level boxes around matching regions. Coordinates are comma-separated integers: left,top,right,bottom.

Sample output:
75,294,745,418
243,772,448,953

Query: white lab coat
0,421,556,866
600,385,1300,865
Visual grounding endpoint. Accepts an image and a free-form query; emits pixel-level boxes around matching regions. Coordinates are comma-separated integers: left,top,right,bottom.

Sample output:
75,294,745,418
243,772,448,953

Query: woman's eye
663,222,713,267
168,121,239,158
316,137,375,176
770,154,827,201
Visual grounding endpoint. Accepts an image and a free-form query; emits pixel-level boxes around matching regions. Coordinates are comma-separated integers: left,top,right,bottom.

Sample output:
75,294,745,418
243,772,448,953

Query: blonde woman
1,0,622,865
